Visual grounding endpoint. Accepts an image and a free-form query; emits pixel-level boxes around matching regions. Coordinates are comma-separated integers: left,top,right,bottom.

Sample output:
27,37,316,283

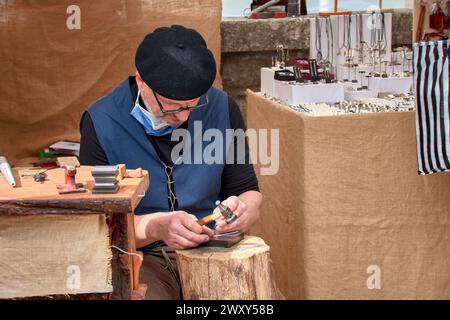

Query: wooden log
176,235,283,300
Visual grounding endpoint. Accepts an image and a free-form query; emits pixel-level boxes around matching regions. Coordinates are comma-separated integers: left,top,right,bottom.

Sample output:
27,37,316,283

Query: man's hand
214,191,262,234
134,211,213,250
158,211,214,249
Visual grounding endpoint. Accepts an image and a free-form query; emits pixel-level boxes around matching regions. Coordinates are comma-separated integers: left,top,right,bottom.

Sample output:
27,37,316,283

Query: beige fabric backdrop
0,214,112,298
0,0,222,164
247,90,450,299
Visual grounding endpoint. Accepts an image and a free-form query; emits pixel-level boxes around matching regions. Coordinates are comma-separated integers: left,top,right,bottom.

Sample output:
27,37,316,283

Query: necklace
370,13,386,49
358,14,364,45
325,16,334,66
315,17,324,63
370,12,376,48
356,13,367,64
338,15,347,55
379,13,387,50
347,15,352,50
316,17,334,66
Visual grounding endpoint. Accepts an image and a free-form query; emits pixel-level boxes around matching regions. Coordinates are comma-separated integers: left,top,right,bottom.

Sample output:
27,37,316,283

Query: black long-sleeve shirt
79,78,259,210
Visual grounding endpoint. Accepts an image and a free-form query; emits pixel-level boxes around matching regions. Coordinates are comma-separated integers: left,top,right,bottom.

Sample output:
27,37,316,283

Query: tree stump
176,235,283,300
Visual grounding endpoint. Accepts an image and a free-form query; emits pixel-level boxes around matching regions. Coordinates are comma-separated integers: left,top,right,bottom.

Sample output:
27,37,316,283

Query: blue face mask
130,90,178,136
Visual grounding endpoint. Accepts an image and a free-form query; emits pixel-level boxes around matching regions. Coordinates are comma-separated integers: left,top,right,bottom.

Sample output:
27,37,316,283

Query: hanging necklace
338,15,348,55
379,13,387,51
315,17,324,63
347,15,352,51
325,16,334,66
355,14,360,46
355,13,367,65
370,12,376,48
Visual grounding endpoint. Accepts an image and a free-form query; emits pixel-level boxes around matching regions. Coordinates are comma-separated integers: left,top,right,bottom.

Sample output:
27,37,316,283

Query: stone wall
221,10,413,118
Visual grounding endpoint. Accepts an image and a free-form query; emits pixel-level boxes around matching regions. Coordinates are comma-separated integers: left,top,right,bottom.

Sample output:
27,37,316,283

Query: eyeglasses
152,90,209,115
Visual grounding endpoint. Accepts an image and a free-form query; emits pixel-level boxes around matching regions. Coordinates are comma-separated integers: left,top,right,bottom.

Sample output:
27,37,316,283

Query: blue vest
87,78,230,229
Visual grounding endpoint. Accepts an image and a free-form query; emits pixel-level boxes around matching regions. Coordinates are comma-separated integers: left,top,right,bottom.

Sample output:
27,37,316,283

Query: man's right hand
155,211,214,250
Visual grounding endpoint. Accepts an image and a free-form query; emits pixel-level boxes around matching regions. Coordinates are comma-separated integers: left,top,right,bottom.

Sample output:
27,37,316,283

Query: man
79,25,262,299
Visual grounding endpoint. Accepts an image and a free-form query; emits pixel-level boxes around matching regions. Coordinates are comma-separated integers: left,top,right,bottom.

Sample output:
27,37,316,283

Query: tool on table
91,165,119,194
57,165,86,194
0,156,16,187
21,169,50,183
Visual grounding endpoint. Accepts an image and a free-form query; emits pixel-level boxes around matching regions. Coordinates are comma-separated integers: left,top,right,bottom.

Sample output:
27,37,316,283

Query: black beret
135,25,217,100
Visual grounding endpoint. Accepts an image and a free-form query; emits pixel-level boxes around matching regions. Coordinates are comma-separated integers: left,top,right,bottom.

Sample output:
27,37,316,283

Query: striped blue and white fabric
413,40,450,175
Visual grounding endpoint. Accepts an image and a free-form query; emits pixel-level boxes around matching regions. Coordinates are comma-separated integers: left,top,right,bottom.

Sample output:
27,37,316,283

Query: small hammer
197,200,237,226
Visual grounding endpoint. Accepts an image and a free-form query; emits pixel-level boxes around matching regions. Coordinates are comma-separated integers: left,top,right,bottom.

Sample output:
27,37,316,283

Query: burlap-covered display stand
247,90,450,299
0,215,112,299
0,0,222,164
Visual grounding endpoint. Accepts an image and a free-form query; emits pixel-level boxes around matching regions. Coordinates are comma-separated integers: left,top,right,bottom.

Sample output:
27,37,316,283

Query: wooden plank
0,166,149,215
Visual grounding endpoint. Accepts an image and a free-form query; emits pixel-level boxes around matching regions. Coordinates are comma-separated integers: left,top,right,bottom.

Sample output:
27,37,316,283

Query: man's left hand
214,192,261,234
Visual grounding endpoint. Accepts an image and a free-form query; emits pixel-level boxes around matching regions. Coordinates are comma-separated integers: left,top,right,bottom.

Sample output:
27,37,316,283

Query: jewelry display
287,94,415,117
262,13,412,109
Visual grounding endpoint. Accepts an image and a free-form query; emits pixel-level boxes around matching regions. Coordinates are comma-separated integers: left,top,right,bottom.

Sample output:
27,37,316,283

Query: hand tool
57,165,86,194
0,156,16,187
197,200,238,226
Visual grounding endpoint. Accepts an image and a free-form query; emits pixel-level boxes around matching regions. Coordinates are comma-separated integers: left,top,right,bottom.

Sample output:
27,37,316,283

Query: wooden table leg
109,211,147,300
110,212,134,300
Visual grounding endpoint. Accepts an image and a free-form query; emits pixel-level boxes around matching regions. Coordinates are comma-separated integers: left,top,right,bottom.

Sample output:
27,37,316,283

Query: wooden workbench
0,166,149,300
